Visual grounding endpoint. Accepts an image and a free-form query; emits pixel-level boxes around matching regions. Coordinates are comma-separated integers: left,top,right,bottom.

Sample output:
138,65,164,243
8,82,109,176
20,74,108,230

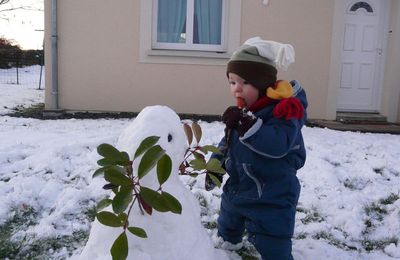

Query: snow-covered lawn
0,66,399,259
0,65,44,115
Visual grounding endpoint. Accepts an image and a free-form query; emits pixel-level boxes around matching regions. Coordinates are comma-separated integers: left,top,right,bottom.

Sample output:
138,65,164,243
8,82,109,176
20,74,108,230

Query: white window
152,0,226,52
139,0,241,64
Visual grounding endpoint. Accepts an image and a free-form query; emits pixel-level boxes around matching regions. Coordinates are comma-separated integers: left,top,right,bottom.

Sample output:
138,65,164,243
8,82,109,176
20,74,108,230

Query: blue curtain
157,0,187,43
194,0,222,44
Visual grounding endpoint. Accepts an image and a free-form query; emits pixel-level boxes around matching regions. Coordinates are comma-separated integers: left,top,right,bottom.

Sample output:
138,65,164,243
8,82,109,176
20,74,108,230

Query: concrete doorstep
308,112,400,134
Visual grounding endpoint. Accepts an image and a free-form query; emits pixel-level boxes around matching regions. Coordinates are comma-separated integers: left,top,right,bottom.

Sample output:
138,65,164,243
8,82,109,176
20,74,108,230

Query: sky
0,67,400,259
0,0,44,50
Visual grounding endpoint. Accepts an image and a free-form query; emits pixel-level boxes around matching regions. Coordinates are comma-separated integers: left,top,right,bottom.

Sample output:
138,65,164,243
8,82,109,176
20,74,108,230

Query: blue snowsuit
214,80,307,260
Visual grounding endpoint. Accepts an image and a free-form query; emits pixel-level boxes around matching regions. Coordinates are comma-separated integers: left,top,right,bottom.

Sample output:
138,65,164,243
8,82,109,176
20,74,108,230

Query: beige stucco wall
46,0,399,122
45,0,335,118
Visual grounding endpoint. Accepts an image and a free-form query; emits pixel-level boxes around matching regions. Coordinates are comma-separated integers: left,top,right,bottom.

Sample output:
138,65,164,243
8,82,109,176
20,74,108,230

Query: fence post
38,47,44,90
38,66,43,90
16,63,19,85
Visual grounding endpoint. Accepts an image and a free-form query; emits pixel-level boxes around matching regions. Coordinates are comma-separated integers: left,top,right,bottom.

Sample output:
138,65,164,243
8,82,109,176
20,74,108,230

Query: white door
337,0,388,112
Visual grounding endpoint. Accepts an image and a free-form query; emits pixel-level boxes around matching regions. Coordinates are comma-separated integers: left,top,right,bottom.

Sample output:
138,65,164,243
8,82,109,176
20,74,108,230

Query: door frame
326,0,391,117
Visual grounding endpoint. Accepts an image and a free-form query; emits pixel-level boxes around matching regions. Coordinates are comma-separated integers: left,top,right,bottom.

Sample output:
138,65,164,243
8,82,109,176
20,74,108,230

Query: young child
206,37,308,259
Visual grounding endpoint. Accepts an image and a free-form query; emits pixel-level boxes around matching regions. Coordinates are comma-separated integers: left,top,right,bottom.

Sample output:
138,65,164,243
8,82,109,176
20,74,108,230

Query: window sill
140,49,231,65
147,49,231,59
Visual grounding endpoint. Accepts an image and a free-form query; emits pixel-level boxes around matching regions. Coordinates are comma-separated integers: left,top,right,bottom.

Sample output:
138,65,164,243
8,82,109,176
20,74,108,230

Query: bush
0,37,43,69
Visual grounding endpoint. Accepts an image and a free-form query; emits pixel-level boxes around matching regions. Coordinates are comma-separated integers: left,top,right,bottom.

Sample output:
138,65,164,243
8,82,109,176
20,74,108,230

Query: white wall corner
326,0,345,120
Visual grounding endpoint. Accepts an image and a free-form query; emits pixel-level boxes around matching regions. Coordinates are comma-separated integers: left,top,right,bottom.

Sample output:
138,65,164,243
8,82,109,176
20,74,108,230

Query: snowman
79,106,229,260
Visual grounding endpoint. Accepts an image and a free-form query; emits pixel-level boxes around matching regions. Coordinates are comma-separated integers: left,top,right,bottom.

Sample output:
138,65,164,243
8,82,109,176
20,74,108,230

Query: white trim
333,0,390,113
375,0,390,113
146,49,231,59
243,164,263,198
327,0,344,119
239,139,291,159
140,0,241,65
239,118,262,140
151,0,227,52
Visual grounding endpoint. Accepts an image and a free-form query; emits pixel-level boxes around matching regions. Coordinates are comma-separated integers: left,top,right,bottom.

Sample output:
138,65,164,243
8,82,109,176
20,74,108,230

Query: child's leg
248,233,293,260
217,196,245,244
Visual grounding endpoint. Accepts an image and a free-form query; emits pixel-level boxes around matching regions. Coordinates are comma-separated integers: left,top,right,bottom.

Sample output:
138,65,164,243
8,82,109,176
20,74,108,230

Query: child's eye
229,81,236,85
243,81,249,85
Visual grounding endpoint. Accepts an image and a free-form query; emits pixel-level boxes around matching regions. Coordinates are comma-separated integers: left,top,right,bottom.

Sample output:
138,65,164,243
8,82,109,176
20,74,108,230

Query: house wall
44,0,339,119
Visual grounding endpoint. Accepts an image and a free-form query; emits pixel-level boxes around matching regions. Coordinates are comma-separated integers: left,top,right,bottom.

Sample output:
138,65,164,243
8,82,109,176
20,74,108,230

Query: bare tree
0,0,43,21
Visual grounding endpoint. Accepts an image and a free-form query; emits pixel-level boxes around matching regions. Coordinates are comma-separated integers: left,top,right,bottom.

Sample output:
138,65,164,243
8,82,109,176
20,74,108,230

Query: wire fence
0,49,44,89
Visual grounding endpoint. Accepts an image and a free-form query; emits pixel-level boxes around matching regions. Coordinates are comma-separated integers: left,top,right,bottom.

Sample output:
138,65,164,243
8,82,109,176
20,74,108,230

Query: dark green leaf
161,191,182,214
139,196,152,215
208,173,222,188
192,122,202,143
138,145,165,179
188,172,200,178
139,187,168,212
97,143,128,163
157,154,172,186
190,158,206,171
92,166,109,178
111,232,128,260
103,183,118,190
112,187,133,214
193,151,205,161
97,158,114,167
201,145,222,155
121,152,130,161
128,226,147,238
97,198,112,212
206,158,225,174
112,187,119,195
134,136,160,160
104,166,131,186
96,211,122,227
118,212,128,224
183,123,193,146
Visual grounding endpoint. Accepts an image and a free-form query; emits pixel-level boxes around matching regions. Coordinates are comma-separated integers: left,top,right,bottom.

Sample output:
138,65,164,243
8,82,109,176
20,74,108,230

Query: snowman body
79,106,228,260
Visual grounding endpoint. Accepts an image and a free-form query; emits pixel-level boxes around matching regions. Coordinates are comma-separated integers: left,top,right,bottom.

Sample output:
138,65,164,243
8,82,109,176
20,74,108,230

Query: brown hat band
226,60,277,90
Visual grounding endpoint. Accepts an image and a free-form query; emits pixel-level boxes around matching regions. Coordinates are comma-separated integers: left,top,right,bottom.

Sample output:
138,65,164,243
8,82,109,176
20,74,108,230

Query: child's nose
233,83,243,93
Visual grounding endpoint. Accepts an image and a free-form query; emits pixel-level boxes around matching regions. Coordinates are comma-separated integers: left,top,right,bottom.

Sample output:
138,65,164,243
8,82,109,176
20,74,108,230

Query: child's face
228,73,259,108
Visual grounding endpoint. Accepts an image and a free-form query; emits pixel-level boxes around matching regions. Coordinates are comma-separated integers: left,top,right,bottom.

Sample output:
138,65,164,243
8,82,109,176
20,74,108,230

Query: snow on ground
0,66,399,259
0,65,45,115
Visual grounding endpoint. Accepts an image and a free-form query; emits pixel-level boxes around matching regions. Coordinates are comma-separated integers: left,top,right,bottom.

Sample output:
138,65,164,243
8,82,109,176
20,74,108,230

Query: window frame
151,0,228,52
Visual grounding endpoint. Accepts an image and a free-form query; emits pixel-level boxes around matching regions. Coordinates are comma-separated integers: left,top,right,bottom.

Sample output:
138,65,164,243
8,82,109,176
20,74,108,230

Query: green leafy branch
93,136,181,260
92,122,225,260
180,122,225,188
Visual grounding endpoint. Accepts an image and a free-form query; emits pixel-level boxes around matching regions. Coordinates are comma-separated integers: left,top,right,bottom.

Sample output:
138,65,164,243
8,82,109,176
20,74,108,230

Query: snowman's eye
168,134,173,142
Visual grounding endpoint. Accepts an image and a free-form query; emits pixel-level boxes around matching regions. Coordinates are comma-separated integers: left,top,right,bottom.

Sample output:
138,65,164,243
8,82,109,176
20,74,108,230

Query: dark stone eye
168,134,173,142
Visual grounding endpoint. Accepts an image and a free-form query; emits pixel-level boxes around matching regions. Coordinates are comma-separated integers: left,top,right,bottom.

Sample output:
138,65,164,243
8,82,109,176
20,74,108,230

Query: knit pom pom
273,97,304,120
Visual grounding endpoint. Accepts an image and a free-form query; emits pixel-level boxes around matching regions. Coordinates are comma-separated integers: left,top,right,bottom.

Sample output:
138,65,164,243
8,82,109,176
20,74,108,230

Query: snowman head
117,106,187,187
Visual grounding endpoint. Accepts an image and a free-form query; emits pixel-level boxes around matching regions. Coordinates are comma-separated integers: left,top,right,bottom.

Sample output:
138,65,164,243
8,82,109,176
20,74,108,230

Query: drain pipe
51,0,59,110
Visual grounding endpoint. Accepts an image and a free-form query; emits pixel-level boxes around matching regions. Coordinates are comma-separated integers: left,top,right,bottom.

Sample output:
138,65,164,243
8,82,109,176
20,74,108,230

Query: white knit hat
227,37,295,90
242,37,295,71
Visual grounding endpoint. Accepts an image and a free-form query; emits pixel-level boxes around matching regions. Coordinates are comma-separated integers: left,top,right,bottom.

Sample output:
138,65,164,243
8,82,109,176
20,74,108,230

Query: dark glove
236,112,257,137
205,171,224,191
222,106,242,129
